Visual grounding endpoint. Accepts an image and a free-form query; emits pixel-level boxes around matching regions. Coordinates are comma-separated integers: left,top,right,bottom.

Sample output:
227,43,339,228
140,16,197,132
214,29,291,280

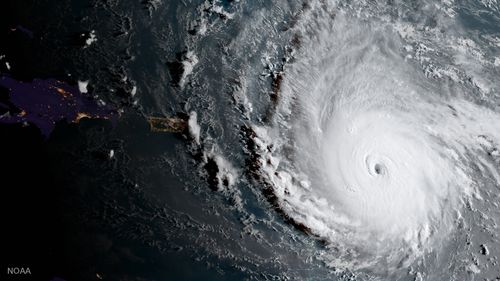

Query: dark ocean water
1,1,500,281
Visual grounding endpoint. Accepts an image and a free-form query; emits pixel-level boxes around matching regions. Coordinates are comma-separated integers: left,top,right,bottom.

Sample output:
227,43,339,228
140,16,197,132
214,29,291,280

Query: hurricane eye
374,163,383,175
365,156,386,177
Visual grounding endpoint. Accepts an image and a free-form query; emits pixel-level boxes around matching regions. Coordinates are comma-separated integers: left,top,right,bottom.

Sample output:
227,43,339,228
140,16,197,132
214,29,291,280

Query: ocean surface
2,0,500,280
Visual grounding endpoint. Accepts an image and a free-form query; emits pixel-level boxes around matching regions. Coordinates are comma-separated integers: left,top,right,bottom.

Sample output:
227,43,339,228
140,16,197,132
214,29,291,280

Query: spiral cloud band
249,4,500,275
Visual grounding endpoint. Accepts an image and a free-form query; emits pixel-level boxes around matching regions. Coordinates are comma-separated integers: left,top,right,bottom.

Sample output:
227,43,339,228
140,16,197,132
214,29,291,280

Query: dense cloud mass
236,1,500,279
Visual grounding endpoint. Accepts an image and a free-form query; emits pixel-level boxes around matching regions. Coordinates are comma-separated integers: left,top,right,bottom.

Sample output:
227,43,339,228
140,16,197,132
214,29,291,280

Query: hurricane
4,0,500,280
219,0,500,279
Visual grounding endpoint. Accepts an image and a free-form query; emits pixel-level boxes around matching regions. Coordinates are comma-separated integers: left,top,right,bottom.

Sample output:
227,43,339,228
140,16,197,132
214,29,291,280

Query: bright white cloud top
246,3,500,276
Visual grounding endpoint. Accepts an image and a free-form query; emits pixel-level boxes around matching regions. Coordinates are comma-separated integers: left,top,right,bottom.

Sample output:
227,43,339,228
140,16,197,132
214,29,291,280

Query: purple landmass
0,76,117,137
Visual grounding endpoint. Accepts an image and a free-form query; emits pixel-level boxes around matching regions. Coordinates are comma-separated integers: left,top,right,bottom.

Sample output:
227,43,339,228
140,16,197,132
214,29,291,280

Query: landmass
0,76,117,137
